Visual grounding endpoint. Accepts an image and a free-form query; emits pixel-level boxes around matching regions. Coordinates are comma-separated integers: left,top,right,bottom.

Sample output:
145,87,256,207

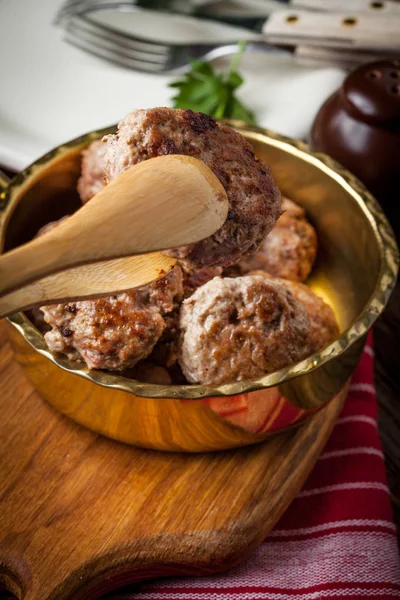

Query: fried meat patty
103,108,281,267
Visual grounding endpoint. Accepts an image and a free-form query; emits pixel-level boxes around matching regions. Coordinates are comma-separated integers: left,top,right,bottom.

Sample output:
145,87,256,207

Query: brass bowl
0,123,398,452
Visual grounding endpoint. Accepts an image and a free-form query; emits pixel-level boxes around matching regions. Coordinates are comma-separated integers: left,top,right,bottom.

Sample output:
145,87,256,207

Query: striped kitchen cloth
105,333,400,600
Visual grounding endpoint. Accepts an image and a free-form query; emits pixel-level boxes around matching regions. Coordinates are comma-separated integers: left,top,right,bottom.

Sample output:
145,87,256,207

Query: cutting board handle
1,547,167,599
0,549,32,599
2,543,242,600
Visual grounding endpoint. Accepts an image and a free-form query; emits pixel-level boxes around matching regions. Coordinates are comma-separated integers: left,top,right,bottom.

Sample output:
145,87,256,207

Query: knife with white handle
290,0,400,15
263,9,400,52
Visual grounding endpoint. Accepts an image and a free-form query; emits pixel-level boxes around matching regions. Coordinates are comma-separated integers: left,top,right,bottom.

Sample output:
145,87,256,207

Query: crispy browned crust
249,271,339,352
276,278,339,352
37,214,183,371
178,275,313,385
230,197,317,282
103,108,281,267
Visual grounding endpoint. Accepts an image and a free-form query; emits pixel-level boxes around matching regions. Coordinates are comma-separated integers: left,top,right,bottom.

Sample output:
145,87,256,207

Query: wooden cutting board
0,323,346,600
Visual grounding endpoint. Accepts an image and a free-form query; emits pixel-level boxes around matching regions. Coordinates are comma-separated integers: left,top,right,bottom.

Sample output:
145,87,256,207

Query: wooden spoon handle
0,253,176,319
0,155,228,301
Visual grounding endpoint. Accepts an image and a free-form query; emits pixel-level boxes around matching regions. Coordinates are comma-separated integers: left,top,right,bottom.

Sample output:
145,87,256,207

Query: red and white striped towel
106,334,400,600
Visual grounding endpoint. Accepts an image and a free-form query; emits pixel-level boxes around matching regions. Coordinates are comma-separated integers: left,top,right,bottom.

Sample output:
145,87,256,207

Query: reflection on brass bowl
0,123,398,452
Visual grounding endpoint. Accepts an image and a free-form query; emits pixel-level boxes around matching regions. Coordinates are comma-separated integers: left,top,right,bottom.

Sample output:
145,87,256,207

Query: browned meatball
249,271,339,352
35,215,183,370
277,278,339,351
146,265,223,369
103,108,281,268
37,213,184,317
37,211,184,370
178,276,312,385
230,198,317,282
181,264,223,298
77,140,106,204
41,267,182,371
41,294,166,370
137,265,183,314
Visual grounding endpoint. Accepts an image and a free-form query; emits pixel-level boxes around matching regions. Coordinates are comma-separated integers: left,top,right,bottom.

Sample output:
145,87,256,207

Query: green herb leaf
169,41,255,124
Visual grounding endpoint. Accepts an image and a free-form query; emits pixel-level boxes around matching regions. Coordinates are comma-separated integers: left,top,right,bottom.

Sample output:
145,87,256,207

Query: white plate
0,0,345,171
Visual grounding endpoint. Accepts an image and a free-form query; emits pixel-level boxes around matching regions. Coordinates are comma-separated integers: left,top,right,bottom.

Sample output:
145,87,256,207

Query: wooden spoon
0,155,228,318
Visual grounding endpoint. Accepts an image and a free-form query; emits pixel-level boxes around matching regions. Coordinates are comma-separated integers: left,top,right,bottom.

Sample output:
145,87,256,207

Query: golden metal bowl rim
1,122,398,399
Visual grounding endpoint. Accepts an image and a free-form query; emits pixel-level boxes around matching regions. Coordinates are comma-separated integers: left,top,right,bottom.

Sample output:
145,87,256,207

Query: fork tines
64,15,173,73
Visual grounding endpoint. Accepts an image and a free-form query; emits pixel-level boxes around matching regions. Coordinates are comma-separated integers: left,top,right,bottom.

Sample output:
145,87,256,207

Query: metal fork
63,14,289,73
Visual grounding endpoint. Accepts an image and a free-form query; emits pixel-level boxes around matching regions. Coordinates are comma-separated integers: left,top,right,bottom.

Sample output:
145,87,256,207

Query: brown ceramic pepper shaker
310,59,400,240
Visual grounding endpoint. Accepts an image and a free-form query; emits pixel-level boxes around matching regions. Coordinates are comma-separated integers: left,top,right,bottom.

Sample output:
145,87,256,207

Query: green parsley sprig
169,41,255,124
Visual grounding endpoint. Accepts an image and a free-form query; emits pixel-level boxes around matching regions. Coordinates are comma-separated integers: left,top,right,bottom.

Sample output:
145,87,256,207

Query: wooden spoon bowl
0,154,228,317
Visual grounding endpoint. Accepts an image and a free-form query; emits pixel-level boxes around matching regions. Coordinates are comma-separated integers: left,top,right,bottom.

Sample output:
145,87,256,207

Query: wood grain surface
0,323,346,600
